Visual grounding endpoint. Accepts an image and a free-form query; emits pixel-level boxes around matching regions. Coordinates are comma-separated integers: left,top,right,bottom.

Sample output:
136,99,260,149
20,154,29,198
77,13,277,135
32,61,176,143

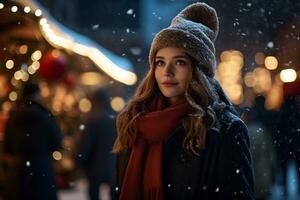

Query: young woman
113,2,254,200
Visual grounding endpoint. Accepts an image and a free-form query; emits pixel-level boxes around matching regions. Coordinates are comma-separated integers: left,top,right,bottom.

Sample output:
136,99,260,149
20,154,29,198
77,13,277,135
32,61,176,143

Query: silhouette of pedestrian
3,82,62,200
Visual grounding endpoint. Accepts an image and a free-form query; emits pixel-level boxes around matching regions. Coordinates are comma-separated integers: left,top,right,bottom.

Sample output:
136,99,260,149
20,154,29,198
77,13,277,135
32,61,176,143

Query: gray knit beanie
149,2,219,77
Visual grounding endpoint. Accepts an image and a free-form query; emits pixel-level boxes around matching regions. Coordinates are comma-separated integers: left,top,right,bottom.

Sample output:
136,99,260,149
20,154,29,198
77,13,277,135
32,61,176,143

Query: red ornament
39,50,67,82
63,73,77,88
283,80,300,98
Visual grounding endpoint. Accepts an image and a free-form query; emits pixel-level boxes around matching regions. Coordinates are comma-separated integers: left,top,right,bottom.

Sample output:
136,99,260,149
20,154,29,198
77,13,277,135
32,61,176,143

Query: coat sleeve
48,113,62,152
218,119,255,200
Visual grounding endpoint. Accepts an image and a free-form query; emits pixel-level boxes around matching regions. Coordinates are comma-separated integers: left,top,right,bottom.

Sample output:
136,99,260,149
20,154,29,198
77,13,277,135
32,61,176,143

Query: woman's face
154,47,193,104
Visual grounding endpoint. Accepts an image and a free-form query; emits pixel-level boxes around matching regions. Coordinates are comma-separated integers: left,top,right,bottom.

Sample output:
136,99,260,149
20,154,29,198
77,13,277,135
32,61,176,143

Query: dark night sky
37,0,300,72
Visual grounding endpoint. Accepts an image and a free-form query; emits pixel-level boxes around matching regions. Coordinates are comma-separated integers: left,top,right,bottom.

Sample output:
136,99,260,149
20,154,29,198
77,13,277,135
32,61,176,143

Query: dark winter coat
3,100,62,200
115,109,255,200
77,113,116,185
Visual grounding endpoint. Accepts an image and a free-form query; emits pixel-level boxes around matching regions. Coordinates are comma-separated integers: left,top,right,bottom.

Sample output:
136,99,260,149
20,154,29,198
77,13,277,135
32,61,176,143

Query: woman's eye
176,60,187,65
155,60,164,67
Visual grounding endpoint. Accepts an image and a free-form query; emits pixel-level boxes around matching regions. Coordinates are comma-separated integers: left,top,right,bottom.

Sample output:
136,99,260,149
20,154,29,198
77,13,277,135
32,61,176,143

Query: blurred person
246,96,277,200
2,81,62,200
77,89,116,200
113,2,254,200
275,94,300,196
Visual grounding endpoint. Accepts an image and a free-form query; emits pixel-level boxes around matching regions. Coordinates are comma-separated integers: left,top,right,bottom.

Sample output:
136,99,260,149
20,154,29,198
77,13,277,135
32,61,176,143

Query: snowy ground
58,179,88,200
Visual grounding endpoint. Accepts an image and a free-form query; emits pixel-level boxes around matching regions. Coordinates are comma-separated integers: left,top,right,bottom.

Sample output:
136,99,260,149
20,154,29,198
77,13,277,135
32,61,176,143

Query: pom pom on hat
149,2,219,77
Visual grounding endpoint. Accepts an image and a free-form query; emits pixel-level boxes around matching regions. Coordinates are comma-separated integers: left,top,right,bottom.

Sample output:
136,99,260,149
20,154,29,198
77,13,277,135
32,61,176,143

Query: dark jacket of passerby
115,108,254,200
3,100,62,200
78,112,116,185
76,89,116,200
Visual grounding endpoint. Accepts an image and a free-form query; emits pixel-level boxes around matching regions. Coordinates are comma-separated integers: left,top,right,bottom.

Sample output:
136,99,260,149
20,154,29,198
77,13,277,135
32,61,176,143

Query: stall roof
6,0,137,85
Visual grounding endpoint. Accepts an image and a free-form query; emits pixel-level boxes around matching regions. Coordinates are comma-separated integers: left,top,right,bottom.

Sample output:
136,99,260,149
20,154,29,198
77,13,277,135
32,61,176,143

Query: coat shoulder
218,109,246,135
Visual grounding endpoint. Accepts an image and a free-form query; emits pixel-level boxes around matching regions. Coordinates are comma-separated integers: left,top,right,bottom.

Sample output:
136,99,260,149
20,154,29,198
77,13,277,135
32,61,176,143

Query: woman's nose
164,63,174,76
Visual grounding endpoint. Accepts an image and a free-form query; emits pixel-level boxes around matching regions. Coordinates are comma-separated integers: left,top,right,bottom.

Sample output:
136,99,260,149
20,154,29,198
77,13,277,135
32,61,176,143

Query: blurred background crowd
0,0,299,199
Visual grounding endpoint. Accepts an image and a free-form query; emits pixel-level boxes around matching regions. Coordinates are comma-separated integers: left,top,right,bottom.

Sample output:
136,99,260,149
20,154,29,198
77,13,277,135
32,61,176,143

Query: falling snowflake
79,124,85,131
126,9,134,15
130,47,142,55
109,115,115,119
92,24,99,30
256,128,263,133
267,41,274,48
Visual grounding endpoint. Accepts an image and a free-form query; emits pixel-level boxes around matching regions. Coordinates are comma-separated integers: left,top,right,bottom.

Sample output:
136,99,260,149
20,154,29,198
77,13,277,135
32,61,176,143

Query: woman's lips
162,82,178,87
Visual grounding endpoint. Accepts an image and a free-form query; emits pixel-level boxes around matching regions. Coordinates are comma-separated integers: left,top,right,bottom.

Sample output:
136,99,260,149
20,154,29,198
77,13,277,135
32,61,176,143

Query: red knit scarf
119,94,191,200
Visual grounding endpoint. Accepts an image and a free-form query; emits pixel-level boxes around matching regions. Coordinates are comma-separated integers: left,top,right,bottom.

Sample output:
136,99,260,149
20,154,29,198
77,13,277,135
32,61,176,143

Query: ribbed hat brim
149,28,216,77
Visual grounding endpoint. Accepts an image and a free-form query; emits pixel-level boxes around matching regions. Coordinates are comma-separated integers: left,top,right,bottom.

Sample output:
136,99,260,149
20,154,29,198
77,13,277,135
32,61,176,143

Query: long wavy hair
113,59,227,156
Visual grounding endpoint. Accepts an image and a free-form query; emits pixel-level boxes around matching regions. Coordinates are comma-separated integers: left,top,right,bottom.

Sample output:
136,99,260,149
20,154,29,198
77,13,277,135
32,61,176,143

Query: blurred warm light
253,67,272,93
9,91,18,101
244,72,254,87
10,77,18,87
52,86,67,113
32,61,40,70
280,69,297,83
0,3,4,9
28,66,36,75
2,101,12,112
223,84,244,104
52,102,61,113
31,50,42,61
61,157,74,170
52,151,62,160
255,52,265,65
264,56,278,70
65,94,75,108
15,70,30,82
21,71,29,82
231,56,243,67
62,136,73,150
90,49,137,86
40,84,50,97
11,6,18,12
51,49,62,58
39,19,137,85
6,60,14,69
79,98,92,113
0,76,7,98
265,83,283,110
35,9,42,16
80,72,102,85
19,45,28,54
14,71,22,80
24,6,31,13
110,96,125,112
39,18,47,26
220,51,231,62
217,50,244,105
